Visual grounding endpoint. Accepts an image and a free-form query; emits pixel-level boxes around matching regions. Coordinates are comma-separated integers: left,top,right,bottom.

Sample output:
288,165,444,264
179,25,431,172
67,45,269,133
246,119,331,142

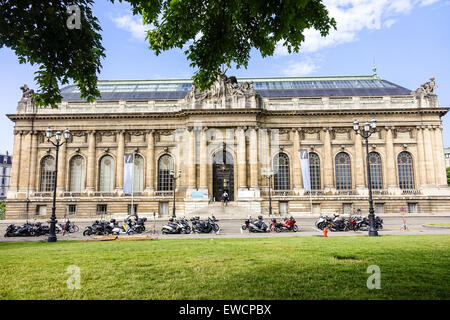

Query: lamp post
263,170,274,216
353,119,378,236
45,127,71,242
170,169,182,218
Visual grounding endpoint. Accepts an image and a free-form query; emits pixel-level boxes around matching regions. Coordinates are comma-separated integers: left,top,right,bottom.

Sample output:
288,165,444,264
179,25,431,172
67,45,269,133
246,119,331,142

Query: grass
0,235,449,300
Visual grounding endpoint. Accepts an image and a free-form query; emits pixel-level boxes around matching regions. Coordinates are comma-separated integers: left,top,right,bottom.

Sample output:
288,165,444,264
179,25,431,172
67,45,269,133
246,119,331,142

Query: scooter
161,218,189,234
248,216,269,233
191,216,219,233
270,216,299,232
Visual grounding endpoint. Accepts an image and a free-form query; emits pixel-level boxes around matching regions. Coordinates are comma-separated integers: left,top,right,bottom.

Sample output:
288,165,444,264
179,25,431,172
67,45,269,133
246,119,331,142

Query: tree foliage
0,1,105,107
118,0,336,90
1,0,335,107
446,167,450,185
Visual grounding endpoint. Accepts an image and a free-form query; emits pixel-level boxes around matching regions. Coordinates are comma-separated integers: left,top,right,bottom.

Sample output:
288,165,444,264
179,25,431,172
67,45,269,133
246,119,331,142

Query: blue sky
1,0,450,154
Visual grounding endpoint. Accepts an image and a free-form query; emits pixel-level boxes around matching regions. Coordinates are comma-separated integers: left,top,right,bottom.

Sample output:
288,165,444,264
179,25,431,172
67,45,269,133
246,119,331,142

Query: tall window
158,154,174,191
69,155,85,192
398,152,414,189
133,154,144,192
368,152,382,190
99,155,115,192
335,152,351,190
273,153,290,190
309,153,321,190
40,156,55,192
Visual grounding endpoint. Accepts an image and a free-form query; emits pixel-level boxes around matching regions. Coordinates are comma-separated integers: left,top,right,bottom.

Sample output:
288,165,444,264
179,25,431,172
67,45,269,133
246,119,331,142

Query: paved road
0,216,449,242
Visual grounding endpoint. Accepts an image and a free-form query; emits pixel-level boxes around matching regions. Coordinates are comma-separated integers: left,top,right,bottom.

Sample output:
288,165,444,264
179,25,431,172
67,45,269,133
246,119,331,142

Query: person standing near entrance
222,191,229,206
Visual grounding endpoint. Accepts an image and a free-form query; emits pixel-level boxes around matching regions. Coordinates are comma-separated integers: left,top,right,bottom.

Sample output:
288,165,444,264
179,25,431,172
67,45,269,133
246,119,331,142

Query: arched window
273,153,290,190
309,153,321,190
40,156,55,192
133,154,144,192
158,154,174,191
398,152,414,189
368,152,382,190
69,155,85,192
99,155,115,192
335,152,351,190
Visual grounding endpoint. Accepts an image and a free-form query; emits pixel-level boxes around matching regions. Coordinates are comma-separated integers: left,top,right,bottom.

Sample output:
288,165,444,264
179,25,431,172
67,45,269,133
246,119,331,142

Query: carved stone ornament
185,72,257,102
20,84,34,100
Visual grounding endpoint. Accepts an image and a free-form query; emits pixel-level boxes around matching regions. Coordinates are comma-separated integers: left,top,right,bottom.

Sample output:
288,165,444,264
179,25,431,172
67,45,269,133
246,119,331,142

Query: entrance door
213,150,234,202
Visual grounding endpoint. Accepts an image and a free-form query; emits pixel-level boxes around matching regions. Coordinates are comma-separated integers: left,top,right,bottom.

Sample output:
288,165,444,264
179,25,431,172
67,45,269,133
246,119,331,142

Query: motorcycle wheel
241,225,247,230
293,225,299,232
161,229,168,235
127,229,135,235
213,224,220,232
83,230,91,236
72,225,79,233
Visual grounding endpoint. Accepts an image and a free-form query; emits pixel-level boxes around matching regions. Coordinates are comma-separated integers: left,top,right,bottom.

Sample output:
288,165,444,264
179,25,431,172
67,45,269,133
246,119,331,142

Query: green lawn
0,235,449,300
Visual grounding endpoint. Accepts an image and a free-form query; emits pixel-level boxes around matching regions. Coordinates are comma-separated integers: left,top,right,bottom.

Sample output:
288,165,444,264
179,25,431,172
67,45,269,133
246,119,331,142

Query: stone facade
5,75,450,218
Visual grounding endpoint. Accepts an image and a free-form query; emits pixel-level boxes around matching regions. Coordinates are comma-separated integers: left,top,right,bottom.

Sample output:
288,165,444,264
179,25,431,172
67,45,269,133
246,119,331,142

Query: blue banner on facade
299,149,311,191
123,153,134,195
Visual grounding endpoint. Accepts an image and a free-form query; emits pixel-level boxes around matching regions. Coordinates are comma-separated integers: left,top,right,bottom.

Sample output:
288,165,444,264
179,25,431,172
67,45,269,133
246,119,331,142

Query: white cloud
275,0,441,55
112,15,149,41
282,57,320,76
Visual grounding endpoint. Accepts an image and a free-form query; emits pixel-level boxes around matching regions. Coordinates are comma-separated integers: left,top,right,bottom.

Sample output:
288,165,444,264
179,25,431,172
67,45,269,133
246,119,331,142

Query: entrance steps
189,201,261,218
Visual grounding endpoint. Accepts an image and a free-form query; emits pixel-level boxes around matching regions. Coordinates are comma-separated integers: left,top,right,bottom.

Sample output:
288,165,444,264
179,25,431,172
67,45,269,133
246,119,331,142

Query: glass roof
60,77,398,94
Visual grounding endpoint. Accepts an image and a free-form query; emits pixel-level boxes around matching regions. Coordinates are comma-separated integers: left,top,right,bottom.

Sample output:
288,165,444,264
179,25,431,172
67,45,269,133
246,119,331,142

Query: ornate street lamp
262,170,274,216
46,127,71,242
170,169,182,218
353,119,378,236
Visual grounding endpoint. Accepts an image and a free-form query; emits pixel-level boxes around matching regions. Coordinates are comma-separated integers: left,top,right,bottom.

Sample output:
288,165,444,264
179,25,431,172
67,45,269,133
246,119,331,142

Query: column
416,126,426,187
29,131,38,192
423,126,436,185
199,127,208,190
86,131,96,192
187,127,196,189
116,130,125,192
8,131,22,195
145,130,155,194
237,127,247,189
323,128,333,189
249,126,259,189
292,129,303,191
354,131,365,189
385,127,397,188
258,128,270,187
56,137,67,193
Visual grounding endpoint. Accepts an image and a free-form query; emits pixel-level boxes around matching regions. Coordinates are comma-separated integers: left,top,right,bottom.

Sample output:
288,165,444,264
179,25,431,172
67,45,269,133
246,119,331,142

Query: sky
1,0,450,154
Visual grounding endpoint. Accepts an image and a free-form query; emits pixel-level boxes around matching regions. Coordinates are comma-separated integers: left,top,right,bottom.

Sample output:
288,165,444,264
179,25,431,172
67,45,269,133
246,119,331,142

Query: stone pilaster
199,127,208,190
18,131,31,193
248,126,259,191
385,127,398,191
116,130,125,193
7,131,22,197
56,138,67,194
433,125,447,186
185,126,196,192
258,128,270,187
145,130,155,195
416,126,426,187
423,126,436,185
236,127,247,191
28,131,38,193
86,131,96,193
323,128,334,190
292,128,303,194
354,130,365,189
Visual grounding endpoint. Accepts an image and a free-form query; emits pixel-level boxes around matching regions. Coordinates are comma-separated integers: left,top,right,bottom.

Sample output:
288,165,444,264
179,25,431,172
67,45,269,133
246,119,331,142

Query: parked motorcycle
315,215,332,230
162,218,190,234
191,216,219,233
247,216,269,233
83,220,112,236
270,216,299,232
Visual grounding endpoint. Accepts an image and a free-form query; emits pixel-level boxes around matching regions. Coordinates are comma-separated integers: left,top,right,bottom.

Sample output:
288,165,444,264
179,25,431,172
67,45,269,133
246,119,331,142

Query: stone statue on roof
411,77,439,108
20,84,34,100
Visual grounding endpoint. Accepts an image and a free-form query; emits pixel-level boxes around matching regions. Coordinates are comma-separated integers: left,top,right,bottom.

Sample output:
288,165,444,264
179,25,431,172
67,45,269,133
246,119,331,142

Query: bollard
323,227,328,237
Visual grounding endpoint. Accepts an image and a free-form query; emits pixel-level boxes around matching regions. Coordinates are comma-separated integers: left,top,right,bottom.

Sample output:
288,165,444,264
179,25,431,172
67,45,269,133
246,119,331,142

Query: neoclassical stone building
5,74,450,218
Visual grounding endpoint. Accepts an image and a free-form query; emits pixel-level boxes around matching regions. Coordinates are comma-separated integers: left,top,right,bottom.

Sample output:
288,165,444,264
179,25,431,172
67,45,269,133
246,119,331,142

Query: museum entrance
212,149,234,202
